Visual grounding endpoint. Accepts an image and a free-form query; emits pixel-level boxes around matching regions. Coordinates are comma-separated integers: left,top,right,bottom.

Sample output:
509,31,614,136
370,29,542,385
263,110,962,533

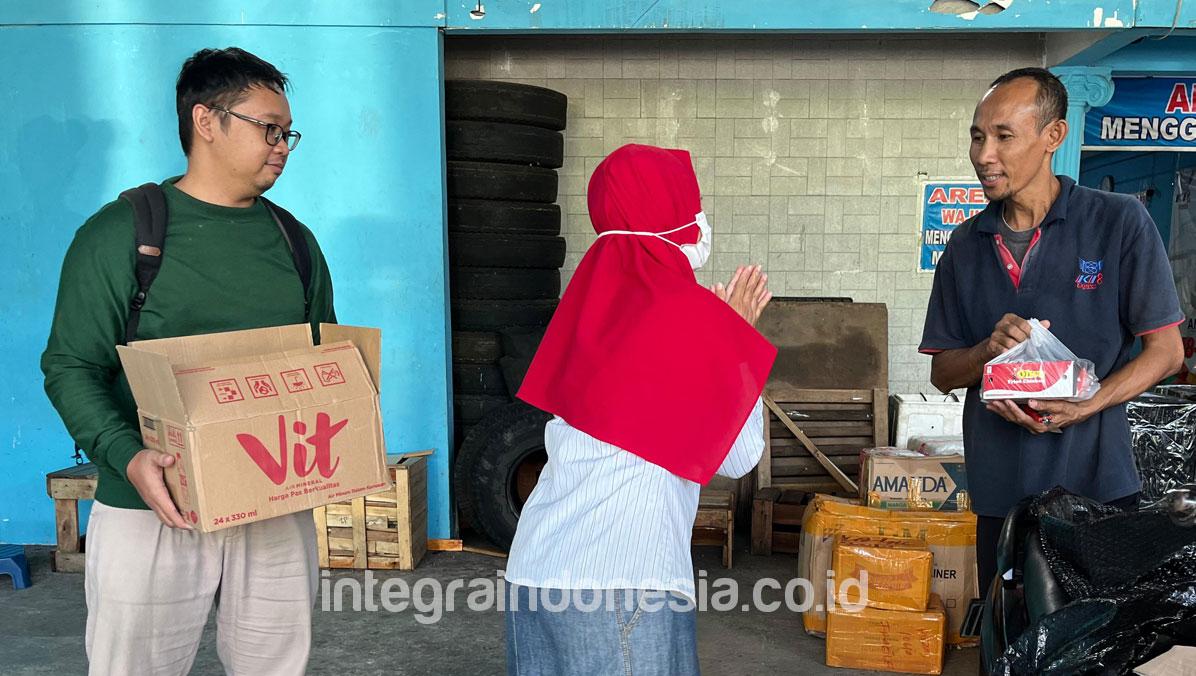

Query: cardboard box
982,360,1089,400
833,535,933,612
826,593,946,675
860,448,969,512
118,324,391,533
799,495,977,646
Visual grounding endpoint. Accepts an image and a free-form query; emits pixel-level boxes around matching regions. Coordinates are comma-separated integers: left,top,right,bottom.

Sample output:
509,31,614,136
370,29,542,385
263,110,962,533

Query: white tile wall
445,34,1045,394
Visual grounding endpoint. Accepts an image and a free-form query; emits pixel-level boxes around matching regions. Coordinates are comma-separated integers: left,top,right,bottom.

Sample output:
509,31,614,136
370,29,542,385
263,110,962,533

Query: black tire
453,399,534,530
454,423,474,454
446,121,564,169
499,355,534,400
450,233,566,269
453,362,507,396
499,327,547,359
454,394,510,425
447,161,558,203
448,199,561,236
445,80,568,131
451,267,560,301
452,331,503,363
452,300,559,332
455,402,552,549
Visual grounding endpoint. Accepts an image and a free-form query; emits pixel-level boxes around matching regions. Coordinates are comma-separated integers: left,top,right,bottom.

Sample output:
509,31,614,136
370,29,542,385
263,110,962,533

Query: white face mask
596,211,713,270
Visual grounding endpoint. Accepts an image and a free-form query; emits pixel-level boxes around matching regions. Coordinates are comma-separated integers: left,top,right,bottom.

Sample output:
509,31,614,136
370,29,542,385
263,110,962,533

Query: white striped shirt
504,398,764,600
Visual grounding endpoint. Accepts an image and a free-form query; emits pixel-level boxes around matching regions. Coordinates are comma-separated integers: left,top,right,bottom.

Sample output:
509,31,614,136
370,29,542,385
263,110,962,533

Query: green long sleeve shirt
41,178,336,510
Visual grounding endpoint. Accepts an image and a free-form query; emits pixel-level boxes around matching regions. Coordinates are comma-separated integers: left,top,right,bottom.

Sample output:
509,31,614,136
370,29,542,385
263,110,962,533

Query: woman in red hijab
503,144,777,675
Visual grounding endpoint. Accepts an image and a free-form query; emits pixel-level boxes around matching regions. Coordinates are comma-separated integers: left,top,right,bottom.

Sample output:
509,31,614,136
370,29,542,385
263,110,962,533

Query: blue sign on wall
1085,78,1196,150
918,181,987,272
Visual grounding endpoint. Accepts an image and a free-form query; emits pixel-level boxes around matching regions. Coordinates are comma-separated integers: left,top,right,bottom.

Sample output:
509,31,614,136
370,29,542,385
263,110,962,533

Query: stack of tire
445,80,566,549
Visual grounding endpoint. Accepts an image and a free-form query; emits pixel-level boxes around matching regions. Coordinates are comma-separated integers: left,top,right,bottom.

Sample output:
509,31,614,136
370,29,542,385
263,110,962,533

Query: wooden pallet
314,454,428,570
693,489,736,569
46,463,98,573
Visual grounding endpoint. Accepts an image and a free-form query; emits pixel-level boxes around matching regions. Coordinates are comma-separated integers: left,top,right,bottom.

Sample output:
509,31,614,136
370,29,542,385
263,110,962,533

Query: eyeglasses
209,105,301,150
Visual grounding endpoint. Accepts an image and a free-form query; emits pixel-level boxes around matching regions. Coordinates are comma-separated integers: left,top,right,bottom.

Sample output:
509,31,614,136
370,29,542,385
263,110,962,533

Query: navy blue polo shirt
919,177,1184,518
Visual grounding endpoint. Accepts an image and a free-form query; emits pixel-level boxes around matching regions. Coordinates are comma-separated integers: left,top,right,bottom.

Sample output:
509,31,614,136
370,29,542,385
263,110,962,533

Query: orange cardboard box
117,324,390,533
833,534,933,612
826,593,947,675
799,495,977,646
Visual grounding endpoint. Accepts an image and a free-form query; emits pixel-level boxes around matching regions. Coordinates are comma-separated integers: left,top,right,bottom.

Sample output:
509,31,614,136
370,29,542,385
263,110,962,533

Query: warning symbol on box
314,362,346,387
167,425,185,449
210,379,244,404
247,374,279,399
281,368,313,393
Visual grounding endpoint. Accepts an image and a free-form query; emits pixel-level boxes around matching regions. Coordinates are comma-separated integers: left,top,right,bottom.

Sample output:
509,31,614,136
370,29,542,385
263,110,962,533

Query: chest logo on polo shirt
1075,258,1104,290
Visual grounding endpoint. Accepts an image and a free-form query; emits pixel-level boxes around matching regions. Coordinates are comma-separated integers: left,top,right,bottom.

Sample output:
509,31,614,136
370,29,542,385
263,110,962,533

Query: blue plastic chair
0,544,31,590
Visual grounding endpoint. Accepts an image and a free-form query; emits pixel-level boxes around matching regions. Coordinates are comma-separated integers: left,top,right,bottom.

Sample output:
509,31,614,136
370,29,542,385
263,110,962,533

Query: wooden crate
751,488,809,555
693,489,735,569
45,463,98,573
757,387,888,494
750,388,887,556
314,454,428,570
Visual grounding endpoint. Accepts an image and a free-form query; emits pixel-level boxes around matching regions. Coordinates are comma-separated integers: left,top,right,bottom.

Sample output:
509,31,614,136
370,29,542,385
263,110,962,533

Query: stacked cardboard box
826,594,947,674
799,495,977,648
833,535,933,611
859,447,969,512
826,535,945,674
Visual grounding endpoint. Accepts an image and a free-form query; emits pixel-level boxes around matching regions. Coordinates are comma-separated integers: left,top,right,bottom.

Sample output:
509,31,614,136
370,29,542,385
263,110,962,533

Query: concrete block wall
445,35,1044,394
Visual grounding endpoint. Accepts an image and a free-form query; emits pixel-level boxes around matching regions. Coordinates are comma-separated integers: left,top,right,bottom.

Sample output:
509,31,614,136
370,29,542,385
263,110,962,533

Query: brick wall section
445,35,1044,394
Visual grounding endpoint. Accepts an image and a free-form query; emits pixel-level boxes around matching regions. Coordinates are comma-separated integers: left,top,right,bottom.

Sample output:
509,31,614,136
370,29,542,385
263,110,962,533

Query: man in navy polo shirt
919,67,1185,598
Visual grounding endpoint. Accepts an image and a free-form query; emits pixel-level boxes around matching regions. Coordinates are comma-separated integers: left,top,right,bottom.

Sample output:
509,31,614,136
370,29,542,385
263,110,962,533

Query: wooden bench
46,463,98,573
693,489,735,569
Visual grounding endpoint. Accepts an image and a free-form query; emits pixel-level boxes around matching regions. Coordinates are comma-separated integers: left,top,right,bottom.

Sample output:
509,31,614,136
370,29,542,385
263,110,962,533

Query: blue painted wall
1089,36,1196,75
1080,151,1183,246
1134,4,1196,29
0,23,453,543
0,1,446,27
8,0,1180,33
445,0,1139,31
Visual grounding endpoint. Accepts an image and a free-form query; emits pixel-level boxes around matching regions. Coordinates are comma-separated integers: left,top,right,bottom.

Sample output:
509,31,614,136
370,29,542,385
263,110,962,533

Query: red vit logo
236,413,347,486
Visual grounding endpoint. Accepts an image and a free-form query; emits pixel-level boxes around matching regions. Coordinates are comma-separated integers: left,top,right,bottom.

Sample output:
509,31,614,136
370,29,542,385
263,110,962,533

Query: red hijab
516,144,777,484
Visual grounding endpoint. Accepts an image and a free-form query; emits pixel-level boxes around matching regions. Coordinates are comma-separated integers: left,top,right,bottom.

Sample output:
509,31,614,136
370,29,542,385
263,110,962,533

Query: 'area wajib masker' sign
918,181,987,272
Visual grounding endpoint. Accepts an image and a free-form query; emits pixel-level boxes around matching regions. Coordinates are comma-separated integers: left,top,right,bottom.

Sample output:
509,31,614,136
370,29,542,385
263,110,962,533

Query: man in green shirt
42,48,335,675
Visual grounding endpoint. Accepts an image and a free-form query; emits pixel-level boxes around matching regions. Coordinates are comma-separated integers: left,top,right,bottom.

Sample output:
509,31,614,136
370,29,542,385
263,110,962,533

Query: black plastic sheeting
1129,389,1196,505
992,490,1196,675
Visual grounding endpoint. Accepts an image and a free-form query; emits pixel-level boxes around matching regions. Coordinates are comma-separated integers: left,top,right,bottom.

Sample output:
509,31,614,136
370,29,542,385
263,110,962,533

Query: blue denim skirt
505,585,700,676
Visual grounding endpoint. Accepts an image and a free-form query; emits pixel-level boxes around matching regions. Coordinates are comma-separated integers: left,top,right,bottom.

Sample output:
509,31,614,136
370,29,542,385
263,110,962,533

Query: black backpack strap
259,197,313,320
119,183,168,345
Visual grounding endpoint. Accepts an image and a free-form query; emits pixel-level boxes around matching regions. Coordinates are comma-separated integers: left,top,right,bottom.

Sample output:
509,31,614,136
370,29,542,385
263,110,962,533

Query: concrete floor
1,544,979,675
